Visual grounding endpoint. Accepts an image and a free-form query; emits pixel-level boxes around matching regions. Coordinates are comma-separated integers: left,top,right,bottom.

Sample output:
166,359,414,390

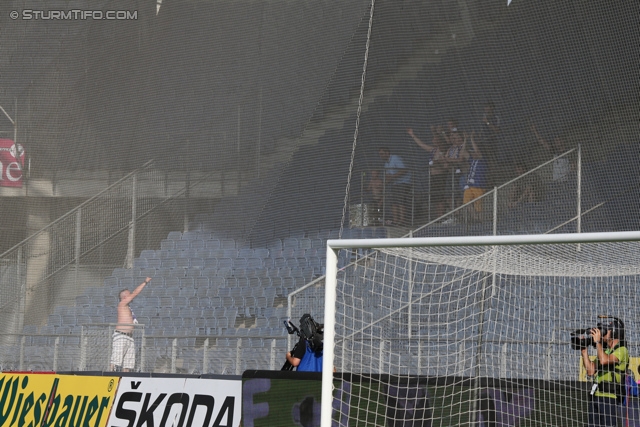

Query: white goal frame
321,230,640,426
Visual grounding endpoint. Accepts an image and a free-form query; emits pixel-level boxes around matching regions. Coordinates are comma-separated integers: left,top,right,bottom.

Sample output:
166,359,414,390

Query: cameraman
286,335,324,372
285,315,324,372
580,317,629,427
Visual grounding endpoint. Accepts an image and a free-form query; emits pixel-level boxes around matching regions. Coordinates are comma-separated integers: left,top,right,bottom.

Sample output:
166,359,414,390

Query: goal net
321,231,640,427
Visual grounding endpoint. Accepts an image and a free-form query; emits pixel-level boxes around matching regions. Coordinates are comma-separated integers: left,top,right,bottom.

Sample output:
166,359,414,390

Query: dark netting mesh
0,0,637,374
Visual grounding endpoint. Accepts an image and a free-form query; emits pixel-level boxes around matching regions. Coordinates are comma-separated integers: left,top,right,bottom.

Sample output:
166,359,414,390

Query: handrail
0,160,154,259
408,147,577,237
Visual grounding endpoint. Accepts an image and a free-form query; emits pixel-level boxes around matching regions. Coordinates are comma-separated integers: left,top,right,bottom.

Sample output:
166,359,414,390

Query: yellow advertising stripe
0,374,119,427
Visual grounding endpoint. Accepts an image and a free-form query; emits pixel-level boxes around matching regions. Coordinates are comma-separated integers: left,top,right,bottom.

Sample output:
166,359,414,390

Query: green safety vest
594,344,629,399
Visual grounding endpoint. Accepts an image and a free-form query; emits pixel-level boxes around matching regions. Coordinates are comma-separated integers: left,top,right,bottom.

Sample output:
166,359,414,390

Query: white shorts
111,332,135,370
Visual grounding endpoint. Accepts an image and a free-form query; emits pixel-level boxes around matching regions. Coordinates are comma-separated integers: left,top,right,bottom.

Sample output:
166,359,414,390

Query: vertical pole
236,338,242,375
17,247,24,335
19,335,25,371
269,339,276,371
577,145,582,235
171,338,177,373
75,209,82,290
13,99,17,158
79,327,86,371
237,105,241,188
140,329,146,373
427,166,431,223
257,87,262,179
470,268,495,426
546,330,554,380
321,245,338,427
408,230,413,339
203,338,209,373
378,340,386,373
382,170,386,225
411,173,415,227
493,187,498,236
53,336,60,371
451,168,455,211
361,172,364,227
127,174,137,269
184,171,190,232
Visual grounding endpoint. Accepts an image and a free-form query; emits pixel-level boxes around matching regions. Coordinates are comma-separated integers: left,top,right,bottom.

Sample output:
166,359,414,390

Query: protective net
0,0,637,381
320,235,640,426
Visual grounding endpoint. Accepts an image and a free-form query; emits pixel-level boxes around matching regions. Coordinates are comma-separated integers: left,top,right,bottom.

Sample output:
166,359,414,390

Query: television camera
570,315,625,350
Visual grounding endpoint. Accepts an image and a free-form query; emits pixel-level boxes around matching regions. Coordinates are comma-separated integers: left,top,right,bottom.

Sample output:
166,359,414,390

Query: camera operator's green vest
595,344,629,399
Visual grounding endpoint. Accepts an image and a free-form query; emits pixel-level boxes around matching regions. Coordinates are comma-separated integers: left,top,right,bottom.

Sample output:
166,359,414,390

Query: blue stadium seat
167,231,182,240
190,258,204,269
283,238,298,249
267,239,282,250
179,277,194,288
247,258,263,269
147,258,162,269
182,231,199,240
233,258,248,269
206,239,221,250
221,238,236,250
195,249,211,259
238,248,254,258
218,258,233,269
281,248,295,259
140,249,157,259
223,249,238,259
161,259,177,269
160,240,175,250
254,248,270,259
175,240,191,250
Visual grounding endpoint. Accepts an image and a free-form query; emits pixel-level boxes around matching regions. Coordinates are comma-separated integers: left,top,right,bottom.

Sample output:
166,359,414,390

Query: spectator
111,277,151,372
407,127,448,220
378,147,412,226
443,124,468,215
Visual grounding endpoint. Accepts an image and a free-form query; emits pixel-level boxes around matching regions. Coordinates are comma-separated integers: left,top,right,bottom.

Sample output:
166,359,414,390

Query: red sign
0,138,25,187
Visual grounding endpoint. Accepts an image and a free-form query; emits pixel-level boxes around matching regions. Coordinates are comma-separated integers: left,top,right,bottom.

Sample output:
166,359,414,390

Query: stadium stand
0,0,636,382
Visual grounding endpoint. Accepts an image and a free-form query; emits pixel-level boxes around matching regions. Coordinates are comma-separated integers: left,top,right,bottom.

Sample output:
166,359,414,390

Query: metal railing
0,328,290,375
0,161,222,340
350,148,583,235
409,147,582,237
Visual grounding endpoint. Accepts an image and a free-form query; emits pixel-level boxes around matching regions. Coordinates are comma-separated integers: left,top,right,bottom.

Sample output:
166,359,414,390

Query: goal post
321,231,640,427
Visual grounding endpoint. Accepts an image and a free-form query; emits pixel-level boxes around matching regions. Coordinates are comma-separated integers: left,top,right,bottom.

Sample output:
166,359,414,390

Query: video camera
281,314,324,371
570,315,624,350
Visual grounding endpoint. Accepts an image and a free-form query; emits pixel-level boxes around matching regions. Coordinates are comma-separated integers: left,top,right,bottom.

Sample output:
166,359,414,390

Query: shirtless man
110,277,151,371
